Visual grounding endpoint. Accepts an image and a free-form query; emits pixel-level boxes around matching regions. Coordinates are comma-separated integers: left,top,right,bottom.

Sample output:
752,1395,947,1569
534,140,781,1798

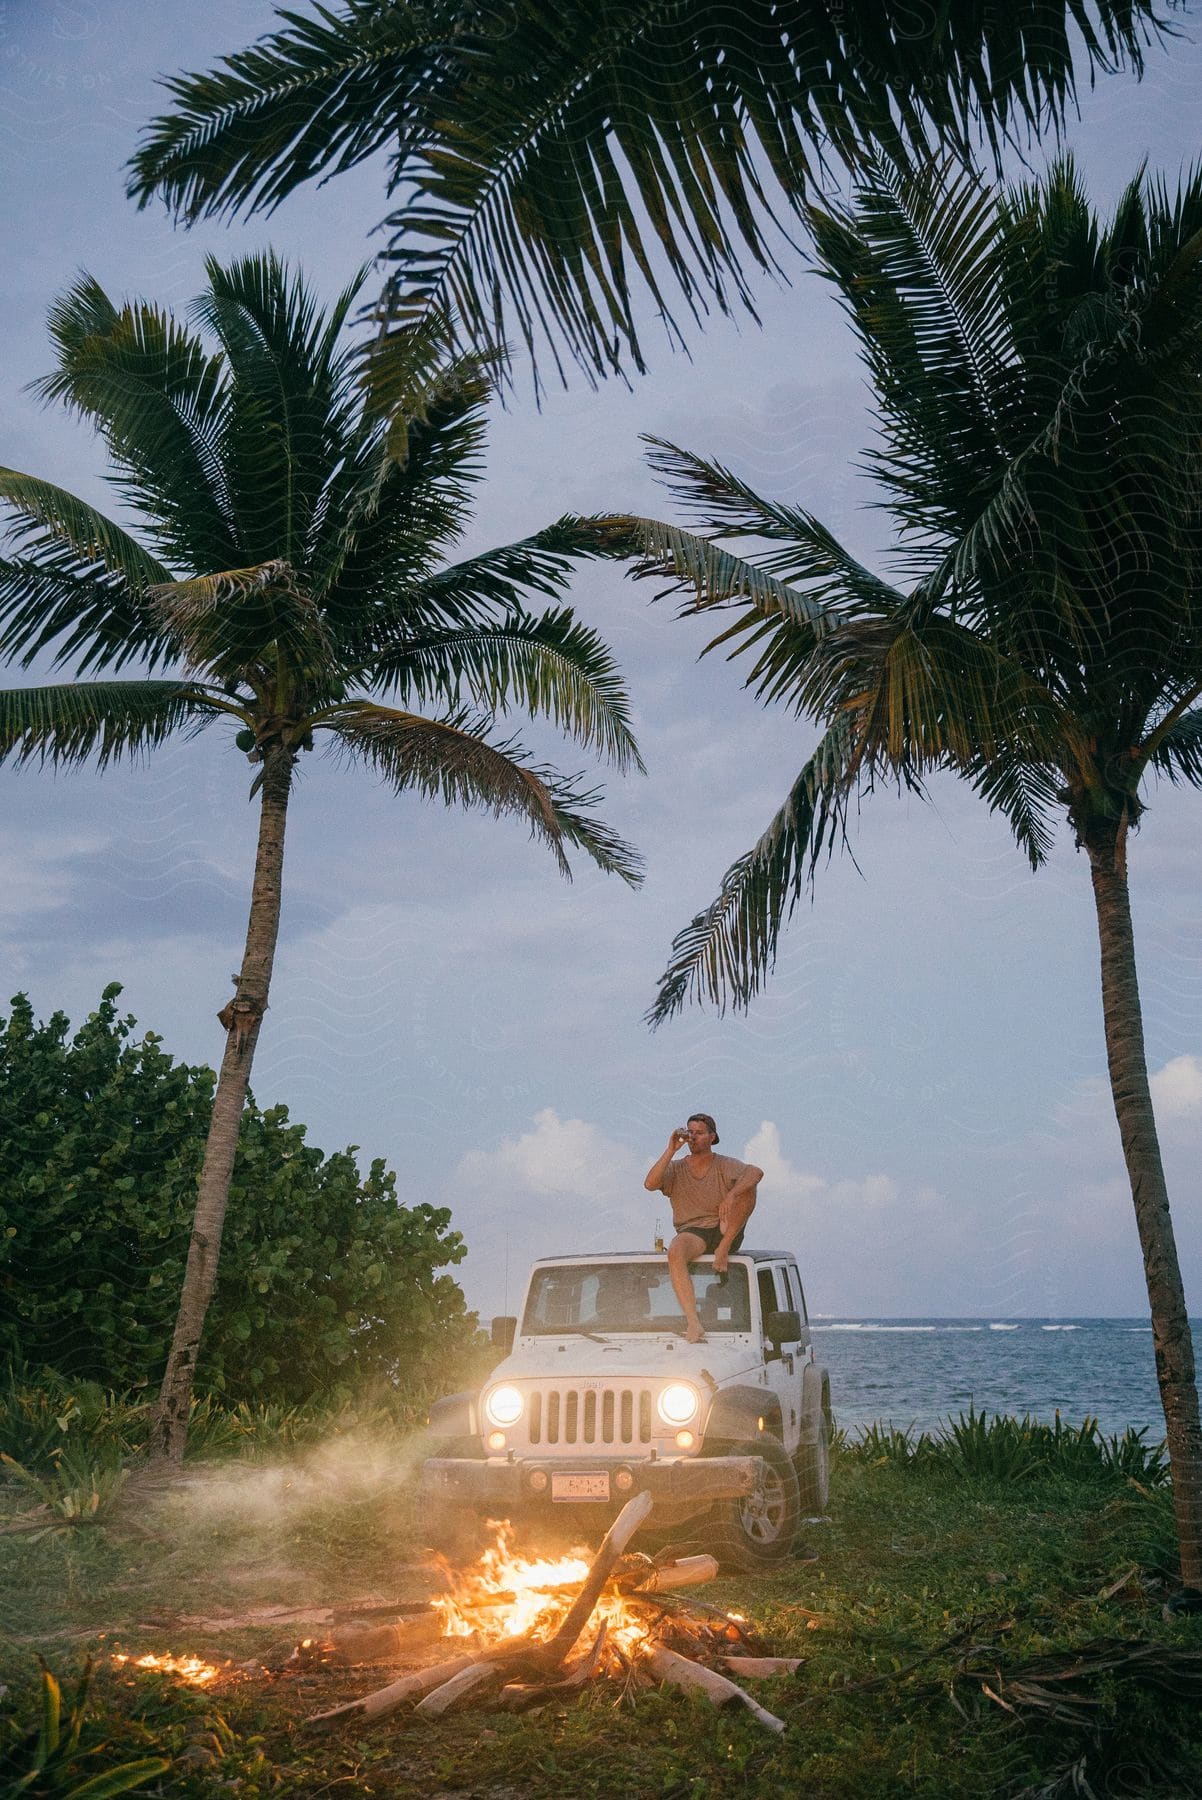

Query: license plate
551,1472,611,1501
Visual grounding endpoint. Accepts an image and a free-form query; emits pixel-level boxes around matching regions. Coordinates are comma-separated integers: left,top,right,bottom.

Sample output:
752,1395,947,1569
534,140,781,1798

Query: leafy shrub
0,1659,168,1797
0,987,481,1404
841,1408,1169,1486
0,1369,149,1471
850,1421,936,1469
1,1444,129,1528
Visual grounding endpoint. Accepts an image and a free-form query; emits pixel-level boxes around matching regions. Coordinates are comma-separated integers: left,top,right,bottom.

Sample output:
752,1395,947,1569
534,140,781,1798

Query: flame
431,1522,651,1654
111,1651,224,1686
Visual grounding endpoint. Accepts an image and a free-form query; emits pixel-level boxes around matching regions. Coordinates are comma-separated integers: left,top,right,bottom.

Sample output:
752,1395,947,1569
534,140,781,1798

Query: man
643,1114,762,1342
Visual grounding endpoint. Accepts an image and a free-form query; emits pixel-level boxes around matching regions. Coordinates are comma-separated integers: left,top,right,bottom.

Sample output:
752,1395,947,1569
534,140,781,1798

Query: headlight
483,1385,524,1427
657,1382,700,1427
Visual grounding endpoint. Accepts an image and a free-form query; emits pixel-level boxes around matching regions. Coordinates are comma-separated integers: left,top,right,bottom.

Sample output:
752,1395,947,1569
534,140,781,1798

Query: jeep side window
786,1266,810,1342
756,1268,779,1332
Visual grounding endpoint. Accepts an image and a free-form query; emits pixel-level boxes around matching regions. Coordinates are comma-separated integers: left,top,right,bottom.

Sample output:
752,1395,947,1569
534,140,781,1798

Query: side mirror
765,1308,801,1346
491,1315,517,1353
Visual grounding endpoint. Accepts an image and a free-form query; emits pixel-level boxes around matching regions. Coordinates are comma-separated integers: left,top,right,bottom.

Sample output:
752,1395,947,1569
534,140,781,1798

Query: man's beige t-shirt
658,1153,751,1231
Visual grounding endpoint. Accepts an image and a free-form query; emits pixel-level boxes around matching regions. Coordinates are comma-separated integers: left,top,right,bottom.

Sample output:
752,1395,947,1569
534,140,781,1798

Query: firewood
534,1490,653,1669
717,1656,804,1678
641,1645,787,1734
619,1554,719,1594
495,1682,550,1712
498,1620,613,1711
303,1653,478,1727
327,1619,447,1664
413,1661,505,1718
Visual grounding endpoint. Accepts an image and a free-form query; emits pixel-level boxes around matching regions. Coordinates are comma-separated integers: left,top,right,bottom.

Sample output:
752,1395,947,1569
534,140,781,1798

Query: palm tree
613,156,1202,1586
126,0,1165,390
0,254,643,1459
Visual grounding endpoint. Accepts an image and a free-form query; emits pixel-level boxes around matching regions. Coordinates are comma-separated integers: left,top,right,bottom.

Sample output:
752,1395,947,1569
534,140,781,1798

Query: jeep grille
525,1387,654,1447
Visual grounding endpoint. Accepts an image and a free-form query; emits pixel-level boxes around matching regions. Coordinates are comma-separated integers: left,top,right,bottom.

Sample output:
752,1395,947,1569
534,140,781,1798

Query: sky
2,0,1201,1323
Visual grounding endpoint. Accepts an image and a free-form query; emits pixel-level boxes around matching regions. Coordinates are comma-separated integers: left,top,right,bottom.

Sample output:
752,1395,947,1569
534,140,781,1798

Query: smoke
118,1422,443,1622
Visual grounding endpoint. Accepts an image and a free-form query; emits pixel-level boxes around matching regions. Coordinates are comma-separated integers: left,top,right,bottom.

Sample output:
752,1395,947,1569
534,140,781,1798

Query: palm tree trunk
151,743,294,1460
1085,816,1202,1590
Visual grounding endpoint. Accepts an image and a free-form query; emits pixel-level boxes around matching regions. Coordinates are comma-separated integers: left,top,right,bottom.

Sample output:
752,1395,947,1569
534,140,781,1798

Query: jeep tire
709,1437,799,1571
795,1408,830,1514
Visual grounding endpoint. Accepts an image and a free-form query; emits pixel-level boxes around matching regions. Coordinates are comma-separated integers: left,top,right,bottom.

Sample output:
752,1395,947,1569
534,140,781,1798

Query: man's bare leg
712,1194,756,1274
667,1232,708,1340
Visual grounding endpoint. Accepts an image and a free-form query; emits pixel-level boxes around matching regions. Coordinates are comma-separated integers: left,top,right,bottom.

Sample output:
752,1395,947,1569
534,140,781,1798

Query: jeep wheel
795,1409,830,1514
710,1438,799,1572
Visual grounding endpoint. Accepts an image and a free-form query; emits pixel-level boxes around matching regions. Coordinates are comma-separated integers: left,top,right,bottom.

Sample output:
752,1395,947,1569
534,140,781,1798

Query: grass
1,1403,1200,1798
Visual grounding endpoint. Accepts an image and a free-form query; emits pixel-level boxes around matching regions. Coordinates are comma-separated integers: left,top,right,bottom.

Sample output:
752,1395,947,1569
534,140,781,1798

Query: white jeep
420,1249,832,1571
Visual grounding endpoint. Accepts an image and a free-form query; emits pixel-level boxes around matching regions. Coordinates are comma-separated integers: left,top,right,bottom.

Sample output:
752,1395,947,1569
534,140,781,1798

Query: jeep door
755,1263,805,1454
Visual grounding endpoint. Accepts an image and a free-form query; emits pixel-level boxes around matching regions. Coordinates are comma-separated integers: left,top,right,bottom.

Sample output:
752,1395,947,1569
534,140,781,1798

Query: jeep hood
492,1333,763,1386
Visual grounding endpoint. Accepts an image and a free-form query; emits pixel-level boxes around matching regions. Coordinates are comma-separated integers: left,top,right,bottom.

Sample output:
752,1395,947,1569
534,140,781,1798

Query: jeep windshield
522,1262,751,1335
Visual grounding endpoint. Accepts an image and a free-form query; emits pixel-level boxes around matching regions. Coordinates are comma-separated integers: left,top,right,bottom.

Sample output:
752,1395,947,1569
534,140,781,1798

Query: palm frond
189,253,367,568
149,560,330,680
611,515,831,631
316,351,494,600
1146,706,1202,783
833,607,1079,777
965,747,1062,866
800,163,1028,582
0,681,211,769
642,438,905,612
127,0,442,220
647,717,868,1025
330,510,638,653
128,0,1163,388
320,488,586,645
0,555,170,677
380,0,1164,388
363,608,643,770
0,470,172,592
327,701,641,882
358,317,498,467
31,275,238,574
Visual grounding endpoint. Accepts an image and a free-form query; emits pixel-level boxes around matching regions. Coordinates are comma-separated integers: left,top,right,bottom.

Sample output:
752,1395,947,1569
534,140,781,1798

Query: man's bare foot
685,1322,707,1343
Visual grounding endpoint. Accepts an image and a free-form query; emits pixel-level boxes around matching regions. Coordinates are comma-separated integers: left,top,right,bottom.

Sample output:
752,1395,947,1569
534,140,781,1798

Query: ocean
813,1318,1202,1439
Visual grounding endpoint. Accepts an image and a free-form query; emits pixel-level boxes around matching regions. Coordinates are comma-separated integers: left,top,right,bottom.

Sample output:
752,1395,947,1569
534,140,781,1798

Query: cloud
447,1110,653,1316
1049,1054,1202,1151
742,1119,897,1217
458,1107,639,1202
742,1121,826,1205
1150,1054,1202,1124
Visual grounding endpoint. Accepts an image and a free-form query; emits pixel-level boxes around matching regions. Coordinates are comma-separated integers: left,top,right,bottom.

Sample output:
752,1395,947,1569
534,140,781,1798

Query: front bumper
420,1453,760,1511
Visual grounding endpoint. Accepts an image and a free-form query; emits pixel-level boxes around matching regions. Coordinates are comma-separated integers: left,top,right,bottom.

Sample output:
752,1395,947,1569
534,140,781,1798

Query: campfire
306,1493,801,1734
110,1651,225,1687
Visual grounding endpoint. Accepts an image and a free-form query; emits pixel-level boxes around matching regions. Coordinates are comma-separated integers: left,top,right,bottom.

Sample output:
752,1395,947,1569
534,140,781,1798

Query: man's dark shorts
677,1224,745,1257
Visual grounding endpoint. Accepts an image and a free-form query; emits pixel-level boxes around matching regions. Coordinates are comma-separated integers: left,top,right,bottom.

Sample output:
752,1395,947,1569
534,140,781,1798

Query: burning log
533,1491,653,1668
497,1624,610,1712
641,1645,787,1735
326,1618,447,1663
618,1554,719,1594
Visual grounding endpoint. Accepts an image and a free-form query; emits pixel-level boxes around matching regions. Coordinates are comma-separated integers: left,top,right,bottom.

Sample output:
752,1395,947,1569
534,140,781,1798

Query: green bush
0,987,481,1404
